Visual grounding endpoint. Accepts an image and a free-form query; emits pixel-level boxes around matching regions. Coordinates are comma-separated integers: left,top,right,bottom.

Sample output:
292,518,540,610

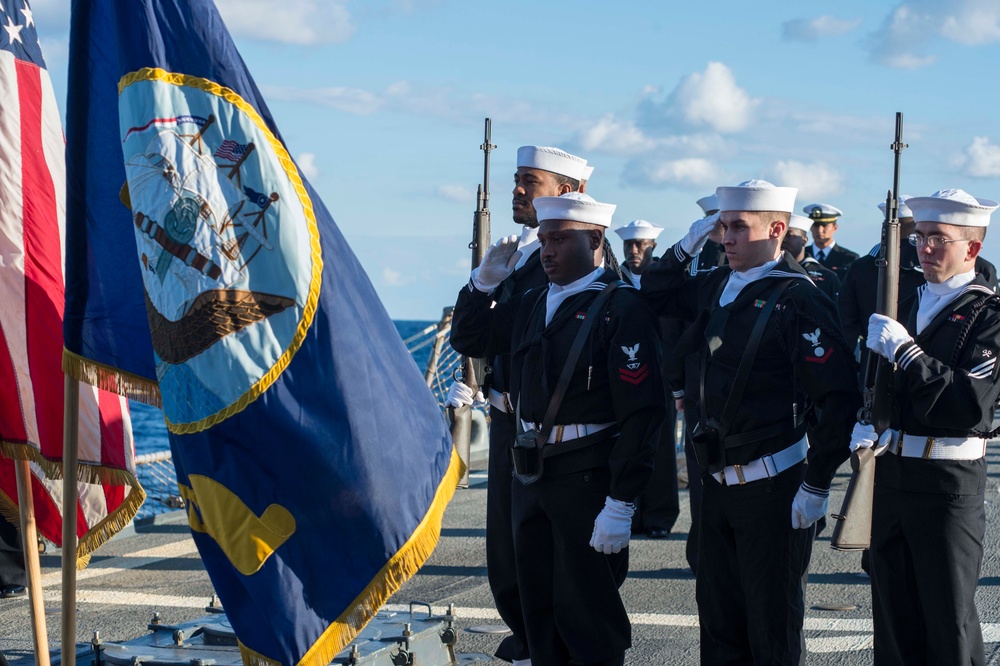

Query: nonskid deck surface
4,444,1000,665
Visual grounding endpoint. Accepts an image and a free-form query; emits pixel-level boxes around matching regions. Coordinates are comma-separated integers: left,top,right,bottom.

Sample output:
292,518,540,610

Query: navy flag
65,1,459,663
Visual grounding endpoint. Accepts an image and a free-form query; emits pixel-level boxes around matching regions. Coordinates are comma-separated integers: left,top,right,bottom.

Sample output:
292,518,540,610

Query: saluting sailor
451,192,665,666
448,145,588,666
804,202,859,280
852,189,1000,665
642,180,860,664
782,213,841,301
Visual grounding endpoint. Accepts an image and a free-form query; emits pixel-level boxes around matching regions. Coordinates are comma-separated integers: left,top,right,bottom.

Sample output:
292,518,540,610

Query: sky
22,0,1000,320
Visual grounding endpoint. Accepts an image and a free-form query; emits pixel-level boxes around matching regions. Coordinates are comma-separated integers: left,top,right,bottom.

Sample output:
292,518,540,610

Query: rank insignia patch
621,344,641,370
619,365,649,385
802,328,833,363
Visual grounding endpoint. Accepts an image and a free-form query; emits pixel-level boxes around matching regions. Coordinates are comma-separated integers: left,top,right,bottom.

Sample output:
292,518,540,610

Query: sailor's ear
590,229,604,250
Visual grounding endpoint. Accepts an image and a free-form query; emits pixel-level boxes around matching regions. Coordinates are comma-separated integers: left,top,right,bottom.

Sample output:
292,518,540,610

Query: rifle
448,118,494,488
830,112,907,550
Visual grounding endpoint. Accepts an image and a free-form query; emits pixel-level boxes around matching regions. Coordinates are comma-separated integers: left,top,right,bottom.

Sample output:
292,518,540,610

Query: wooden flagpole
60,374,79,666
15,458,51,666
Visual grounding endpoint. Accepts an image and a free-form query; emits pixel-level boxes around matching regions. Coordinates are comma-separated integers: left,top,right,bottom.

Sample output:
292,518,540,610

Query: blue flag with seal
64,1,459,663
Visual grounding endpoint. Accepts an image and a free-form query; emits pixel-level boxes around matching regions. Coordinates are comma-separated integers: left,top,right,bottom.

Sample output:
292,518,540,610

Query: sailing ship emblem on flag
118,69,321,433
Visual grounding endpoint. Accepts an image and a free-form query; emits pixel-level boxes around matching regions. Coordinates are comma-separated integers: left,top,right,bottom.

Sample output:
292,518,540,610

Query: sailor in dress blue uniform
853,188,1000,665
452,193,665,666
449,146,588,666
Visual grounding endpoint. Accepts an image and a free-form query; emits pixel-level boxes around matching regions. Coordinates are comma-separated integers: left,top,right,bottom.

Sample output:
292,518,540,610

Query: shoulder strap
701,279,796,440
523,281,621,440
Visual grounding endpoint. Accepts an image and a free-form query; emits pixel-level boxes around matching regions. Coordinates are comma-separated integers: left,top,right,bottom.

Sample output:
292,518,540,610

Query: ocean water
132,320,437,456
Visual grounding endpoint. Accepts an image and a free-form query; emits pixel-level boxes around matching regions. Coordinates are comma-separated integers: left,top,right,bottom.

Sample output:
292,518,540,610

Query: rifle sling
700,278,796,445
517,281,621,444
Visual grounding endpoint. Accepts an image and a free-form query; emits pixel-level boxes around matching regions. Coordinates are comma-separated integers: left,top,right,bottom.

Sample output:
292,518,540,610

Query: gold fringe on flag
0,439,146,569
238,446,465,666
62,348,162,407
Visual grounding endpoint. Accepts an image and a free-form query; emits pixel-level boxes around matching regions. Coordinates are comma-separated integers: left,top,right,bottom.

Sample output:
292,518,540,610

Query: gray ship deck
3,442,1000,665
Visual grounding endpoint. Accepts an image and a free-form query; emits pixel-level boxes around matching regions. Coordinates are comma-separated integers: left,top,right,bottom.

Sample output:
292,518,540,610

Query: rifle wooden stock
830,112,906,551
829,448,876,551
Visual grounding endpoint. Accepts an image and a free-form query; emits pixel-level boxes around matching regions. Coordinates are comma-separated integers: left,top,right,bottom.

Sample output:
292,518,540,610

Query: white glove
791,483,829,530
445,381,475,408
589,497,635,554
679,212,721,256
849,421,893,454
849,422,877,453
866,314,913,362
471,235,522,292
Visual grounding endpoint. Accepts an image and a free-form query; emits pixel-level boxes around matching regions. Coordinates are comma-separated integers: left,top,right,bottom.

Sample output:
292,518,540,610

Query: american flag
214,138,247,161
0,0,143,560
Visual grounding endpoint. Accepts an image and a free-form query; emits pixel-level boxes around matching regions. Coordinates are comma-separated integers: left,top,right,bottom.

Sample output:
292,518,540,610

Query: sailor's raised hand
472,235,522,292
679,212,721,256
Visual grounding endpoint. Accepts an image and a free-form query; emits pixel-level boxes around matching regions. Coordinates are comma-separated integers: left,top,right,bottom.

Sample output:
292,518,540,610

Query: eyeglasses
908,234,970,249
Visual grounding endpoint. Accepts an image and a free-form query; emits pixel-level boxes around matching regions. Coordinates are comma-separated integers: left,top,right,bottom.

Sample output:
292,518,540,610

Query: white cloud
215,0,353,45
623,158,720,189
782,15,861,42
868,1,1000,68
941,2,1000,44
578,116,655,156
640,62,758,134
766,160,844,201
958,136,1000,177
265,84,383,115
296,152,319,180
383,266,407,286
576,115,727,159
435,185,474,202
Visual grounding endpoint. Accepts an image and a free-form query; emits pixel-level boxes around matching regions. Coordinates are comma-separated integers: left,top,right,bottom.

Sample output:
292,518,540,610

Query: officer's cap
906,189,998,228
717,180,797,214
877,195,914,219
517,146,588,181
788,214,813,233
614,219,663,241
803,202,842,223
696,194,719,215
534,192,616,228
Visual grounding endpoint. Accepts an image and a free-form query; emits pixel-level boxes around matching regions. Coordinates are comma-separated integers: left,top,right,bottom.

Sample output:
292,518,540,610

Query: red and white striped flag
0,0,144,562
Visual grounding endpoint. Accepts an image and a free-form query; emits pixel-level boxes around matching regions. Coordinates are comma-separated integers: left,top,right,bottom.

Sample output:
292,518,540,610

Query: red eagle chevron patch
619,364,649,385
805,347,834,364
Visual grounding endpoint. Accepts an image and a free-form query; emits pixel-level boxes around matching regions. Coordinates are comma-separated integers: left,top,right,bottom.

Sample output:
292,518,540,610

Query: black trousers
486,406,530,662
0,513,24,588
635,403,679,533
511,465,630,666
870,481,986,666
696,462,811,665
683,438,703,574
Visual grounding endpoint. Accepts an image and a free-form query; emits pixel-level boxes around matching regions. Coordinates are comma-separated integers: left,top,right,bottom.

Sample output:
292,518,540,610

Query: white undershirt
514,226,539,270
916,269,976,334
622,266,640,289
719,258,781,307
545,266,603,326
